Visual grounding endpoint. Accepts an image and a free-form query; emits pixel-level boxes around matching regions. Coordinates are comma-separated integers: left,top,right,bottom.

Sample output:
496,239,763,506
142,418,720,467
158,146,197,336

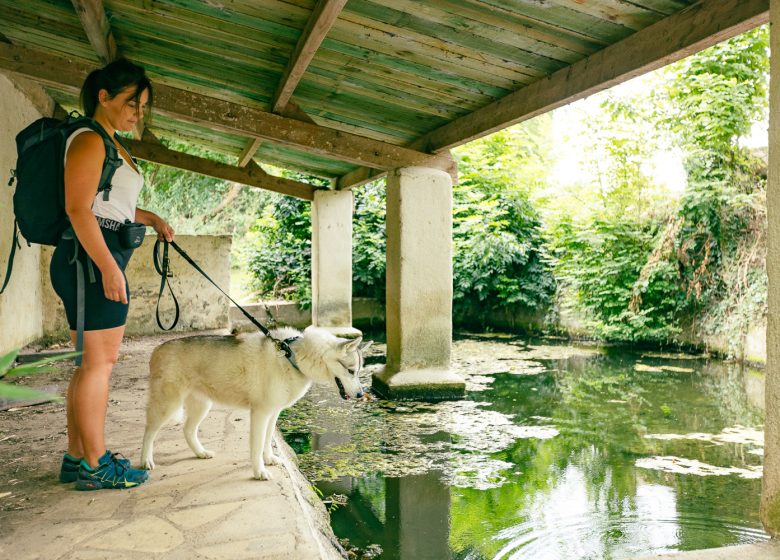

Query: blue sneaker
60,451,132,483
75,451,149,490
59,453,82,483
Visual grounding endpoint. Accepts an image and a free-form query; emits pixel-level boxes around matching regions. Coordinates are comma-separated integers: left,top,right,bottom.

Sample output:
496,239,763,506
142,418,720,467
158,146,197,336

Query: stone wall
677,320,767,365
0,73,51,354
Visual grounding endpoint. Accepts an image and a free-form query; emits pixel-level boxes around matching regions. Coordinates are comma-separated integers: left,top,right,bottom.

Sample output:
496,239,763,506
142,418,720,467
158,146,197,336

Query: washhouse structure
2,0,780,548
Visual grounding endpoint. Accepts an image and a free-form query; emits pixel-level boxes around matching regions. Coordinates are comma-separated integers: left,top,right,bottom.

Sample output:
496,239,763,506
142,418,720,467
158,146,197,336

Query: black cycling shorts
50,227,135,331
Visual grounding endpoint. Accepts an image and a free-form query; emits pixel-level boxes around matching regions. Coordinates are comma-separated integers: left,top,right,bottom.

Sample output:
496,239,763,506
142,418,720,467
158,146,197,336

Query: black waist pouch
119,221,146,249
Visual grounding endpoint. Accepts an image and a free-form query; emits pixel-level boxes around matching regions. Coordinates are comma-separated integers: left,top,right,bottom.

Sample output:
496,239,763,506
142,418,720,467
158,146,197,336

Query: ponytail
80,58,153,118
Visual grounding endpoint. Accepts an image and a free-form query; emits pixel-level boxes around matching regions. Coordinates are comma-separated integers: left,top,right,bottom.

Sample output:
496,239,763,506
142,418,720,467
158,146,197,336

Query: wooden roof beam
126,131,317,201
410,0,769,153
0,43,450,173
70,0,117,64
271,0,348,113
70,0,147,139
237,137,263,167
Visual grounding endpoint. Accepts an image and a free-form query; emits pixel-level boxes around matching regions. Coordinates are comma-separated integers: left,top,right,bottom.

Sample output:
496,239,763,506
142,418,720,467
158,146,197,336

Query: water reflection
279,335,769,559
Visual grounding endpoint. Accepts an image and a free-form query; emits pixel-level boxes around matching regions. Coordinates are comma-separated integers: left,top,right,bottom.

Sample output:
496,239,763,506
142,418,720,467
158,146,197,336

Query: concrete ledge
630,542,780,559
318,326,363,339
371,365,466,401
230,301,311,331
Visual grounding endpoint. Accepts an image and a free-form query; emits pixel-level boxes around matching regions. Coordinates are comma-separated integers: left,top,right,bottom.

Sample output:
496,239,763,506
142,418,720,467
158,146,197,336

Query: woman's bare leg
68,326,125,467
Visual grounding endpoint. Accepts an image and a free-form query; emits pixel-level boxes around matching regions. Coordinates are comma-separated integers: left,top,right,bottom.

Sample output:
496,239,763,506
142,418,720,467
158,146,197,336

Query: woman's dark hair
80,58,153,118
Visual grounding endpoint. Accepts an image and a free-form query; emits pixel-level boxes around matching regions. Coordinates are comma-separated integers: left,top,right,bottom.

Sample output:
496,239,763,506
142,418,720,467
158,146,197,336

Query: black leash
153,240,299,368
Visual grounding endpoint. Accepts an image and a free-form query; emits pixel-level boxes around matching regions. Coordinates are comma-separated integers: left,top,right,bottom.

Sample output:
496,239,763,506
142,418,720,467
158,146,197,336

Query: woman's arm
64,132,128,304
135,208,175,242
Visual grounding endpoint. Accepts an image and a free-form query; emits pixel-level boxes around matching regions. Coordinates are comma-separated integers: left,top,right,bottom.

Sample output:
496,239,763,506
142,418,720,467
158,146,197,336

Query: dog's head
332,336,373,400
300,327,372,400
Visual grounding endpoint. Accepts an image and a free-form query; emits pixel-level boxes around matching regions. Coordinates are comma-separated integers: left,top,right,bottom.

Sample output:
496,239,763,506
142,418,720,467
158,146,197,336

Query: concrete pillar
762,0,780,536
311,189,361,337
372,166,465,400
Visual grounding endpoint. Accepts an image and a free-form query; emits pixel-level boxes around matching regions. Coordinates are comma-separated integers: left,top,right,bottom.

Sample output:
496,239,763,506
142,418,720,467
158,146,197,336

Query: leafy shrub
550,218,684,341
246,194,313,306
352,181,386,302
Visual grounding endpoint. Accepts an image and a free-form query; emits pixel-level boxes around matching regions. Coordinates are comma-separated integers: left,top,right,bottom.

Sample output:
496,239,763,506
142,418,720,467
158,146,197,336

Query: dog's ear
341,337,362,354
360,341,372,353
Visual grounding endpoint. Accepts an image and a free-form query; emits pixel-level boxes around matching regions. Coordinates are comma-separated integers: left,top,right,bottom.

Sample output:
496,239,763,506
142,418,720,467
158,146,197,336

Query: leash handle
152,240,294,358
153,240,180,331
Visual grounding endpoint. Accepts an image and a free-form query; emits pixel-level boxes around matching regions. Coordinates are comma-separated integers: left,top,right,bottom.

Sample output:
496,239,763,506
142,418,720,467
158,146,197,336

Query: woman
51,59,174,490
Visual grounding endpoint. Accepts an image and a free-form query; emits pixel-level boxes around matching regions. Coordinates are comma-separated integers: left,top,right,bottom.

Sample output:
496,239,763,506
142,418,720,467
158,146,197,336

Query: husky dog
141,326,370,480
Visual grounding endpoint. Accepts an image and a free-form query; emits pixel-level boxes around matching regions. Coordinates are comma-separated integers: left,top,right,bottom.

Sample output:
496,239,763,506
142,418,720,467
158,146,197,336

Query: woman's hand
153,216,175,242
135,208,175,242
102,263,128,304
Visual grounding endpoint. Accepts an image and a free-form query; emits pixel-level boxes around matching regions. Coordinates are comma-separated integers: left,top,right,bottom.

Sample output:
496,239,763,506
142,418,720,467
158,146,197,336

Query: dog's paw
195,449,215,459
253,467,273,481
142,458,155,470
263,453,280,466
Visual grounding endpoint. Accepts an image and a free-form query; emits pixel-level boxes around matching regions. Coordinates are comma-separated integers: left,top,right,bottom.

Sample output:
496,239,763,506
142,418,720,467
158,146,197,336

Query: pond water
278,333,768,560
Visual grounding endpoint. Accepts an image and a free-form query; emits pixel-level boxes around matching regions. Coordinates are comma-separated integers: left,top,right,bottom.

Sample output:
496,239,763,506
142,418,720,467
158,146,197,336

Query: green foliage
243,171,329,306
659,27,768,159
546,27,768,344
246,194,313,306
0,350,80,402
662,27,769,343
352,181,386,302
452,126,557,323
137,140,272,239
550,218,683,341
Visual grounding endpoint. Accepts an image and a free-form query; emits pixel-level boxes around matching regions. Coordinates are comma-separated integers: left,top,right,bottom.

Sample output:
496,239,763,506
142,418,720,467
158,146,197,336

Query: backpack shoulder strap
74,118,123,201
0,222,20,295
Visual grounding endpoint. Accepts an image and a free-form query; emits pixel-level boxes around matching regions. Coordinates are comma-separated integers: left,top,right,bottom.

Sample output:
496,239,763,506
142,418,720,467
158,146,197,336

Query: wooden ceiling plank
291,84,447,137
107,0,297,73
9,0,514,108
295,112,410,144
319,36,512,98
312,48,500,104
418,0,605,53
2,25,99,63
0,42,450,172
472,0,634,43
413,0,769,153
255,147,353,178
70,0,117,64
127,133,316,201
326,19,538,87
300,67,465,119
110,10,290,71
535,0,664,30
272,0,348,113
110,0,305,44
345,1,583,67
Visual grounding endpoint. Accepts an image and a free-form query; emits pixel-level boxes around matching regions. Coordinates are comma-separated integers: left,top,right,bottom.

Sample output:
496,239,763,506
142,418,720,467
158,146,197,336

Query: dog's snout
356,389,364,399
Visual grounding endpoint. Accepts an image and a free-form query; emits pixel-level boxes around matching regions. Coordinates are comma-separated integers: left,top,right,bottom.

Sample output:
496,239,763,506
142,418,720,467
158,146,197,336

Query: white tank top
64,127,143,223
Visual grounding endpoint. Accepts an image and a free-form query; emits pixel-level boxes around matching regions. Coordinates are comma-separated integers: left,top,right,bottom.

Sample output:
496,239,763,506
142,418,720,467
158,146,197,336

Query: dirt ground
0,331,217,538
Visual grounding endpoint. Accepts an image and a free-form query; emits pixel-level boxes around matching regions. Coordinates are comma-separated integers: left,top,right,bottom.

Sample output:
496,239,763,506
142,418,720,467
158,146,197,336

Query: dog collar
283,336,303,371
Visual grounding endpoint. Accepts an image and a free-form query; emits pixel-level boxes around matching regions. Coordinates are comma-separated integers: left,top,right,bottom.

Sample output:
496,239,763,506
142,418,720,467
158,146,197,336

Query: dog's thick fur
141,326,368,480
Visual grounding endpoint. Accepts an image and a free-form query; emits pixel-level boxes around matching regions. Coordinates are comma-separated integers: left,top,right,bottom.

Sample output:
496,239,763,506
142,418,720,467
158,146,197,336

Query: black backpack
1,113,124,293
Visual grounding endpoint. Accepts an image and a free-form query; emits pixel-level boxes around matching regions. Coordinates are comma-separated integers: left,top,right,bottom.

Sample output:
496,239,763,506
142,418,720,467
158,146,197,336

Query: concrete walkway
0,333,344,560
